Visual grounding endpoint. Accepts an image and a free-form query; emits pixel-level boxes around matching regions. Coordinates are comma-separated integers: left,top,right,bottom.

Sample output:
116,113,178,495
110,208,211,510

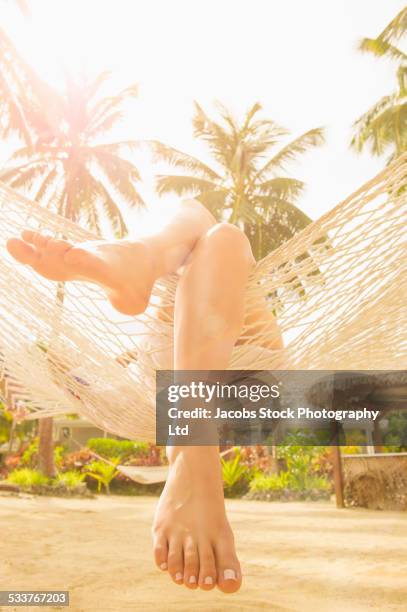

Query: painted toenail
204,576,213,585
160,562,167,570
175,572,183,581
189,575,197,584
224,569,237,581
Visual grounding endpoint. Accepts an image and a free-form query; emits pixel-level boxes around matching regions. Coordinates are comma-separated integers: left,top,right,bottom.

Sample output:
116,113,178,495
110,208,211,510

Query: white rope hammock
0,154,406,441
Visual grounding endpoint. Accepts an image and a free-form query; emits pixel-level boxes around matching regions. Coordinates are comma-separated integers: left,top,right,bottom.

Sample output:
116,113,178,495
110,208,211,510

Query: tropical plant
221,451,250,496
249,471,291,492
0,403,13,444
249,467,331,494
55,470,85,489
351,7,407,162
85,458,120,494
6,467,49,487
150,101,324,258
87,438,148,459
277,432,331,490
21,437,39,466
1,71,144,234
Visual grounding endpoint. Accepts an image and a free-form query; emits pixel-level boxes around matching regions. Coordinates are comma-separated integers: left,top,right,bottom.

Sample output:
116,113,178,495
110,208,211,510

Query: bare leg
6,199,215,315
153,223,254,593
7,201,256,594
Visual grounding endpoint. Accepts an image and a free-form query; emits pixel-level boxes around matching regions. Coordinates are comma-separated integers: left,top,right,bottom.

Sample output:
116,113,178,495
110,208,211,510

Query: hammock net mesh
0,154,406,441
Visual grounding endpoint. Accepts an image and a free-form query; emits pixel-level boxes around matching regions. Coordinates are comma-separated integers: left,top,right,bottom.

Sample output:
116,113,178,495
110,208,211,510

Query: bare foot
152,447,242,593
6,230,156,315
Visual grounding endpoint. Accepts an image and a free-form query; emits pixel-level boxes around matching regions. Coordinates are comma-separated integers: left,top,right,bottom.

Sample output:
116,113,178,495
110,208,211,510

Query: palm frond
93,150,145,208
87,110,124,138
255,196,313,228
94,179,128,237
155,174,217,197
85,71,112,101
6,162,50,190
358,37,407,63
256,177,305,200
196,189,228,219
351,94,406,155
34,167,59,203
377,6,407,44
192,101,235,168
148,140,221,180
256,127,325,179
242,102,263,133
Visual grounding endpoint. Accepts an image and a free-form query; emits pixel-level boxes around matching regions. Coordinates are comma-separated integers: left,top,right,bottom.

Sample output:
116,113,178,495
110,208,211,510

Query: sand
0,494,406,611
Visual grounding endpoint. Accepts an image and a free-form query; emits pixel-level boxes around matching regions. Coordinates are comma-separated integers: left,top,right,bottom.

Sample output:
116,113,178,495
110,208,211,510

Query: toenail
175,572,183,581
160,562,167,570
224,569,237,581
204,576,213,585
189,575,197,584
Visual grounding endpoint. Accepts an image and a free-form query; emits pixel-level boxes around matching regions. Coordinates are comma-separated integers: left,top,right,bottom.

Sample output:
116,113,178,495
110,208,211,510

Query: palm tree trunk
37,190,74,478
38,417,55,477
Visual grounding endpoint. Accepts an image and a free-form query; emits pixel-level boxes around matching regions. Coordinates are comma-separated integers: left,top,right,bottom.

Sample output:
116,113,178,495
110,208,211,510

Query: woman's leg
6,199,216,315
152,223,255,593
6,202,255,594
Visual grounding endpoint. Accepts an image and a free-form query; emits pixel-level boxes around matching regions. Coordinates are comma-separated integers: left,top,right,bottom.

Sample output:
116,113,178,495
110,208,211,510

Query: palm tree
0,0,53,146
1,71,144,235
149,101,324,259
1,70,145,476
351,7,407,162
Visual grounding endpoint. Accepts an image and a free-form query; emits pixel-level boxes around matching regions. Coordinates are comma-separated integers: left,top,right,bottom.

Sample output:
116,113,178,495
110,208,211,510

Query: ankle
166,445,221,468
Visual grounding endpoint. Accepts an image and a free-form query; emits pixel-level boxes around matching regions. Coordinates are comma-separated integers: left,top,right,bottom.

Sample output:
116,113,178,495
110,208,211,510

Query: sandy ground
0,495,406,612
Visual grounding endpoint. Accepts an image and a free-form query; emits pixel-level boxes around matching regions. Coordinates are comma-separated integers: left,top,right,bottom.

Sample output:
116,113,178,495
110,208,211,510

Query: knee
206,223,254,263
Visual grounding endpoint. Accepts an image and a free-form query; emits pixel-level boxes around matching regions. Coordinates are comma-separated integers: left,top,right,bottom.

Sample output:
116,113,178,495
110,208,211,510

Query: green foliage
249,471,291,492
55,471,85,488
85,459,119,494
21,438,66,468
273,432,335,491
249,469,331,494
0,71,144,235
21,438,39,466
351,7,407,162
150,101,324,258
0,404,13,443
86,438,148,459
383,412,407,451
221,451,250,497
54,445,66,468
6,468,49,487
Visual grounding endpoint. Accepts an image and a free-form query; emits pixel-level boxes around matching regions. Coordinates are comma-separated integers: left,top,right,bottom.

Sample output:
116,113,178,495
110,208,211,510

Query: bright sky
1,0,405,236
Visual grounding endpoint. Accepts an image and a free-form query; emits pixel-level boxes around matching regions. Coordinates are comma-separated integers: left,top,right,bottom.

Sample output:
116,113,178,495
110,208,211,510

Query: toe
21,230,50,249
167,539,184,585
198,544,217,591
6,238,39,266
152,533,168,572
183,539,199,589
215,540,242,594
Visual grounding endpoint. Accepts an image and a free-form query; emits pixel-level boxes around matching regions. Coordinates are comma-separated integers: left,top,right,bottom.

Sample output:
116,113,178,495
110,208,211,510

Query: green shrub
249,472,291,492
7,468,49,487
21,439,66,468
86,438,147,459
85,459,119,494
21,439,39,467
54,445,67,468
221,452,250,497
249,470,331,494
55,471,85,488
